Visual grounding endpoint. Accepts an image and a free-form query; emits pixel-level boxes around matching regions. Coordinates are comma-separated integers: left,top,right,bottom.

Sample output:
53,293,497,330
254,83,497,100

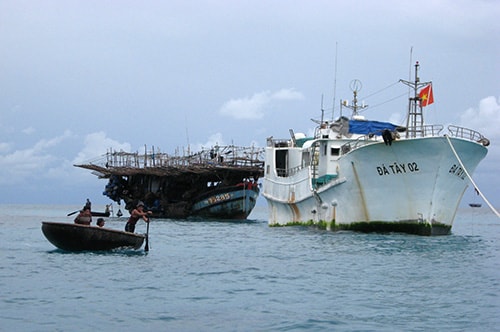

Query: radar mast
400,61,431,138
342,79,368,119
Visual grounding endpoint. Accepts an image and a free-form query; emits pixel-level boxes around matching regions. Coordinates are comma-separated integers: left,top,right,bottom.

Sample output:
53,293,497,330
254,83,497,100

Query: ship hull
263,136,487,235
192,186,260,219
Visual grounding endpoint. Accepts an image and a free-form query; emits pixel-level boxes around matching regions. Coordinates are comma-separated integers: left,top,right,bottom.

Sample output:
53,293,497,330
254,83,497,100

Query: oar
67,210,80,216
145,218,150,252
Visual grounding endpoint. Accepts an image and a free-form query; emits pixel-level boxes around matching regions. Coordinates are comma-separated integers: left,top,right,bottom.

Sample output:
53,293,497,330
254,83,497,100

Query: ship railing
276,165,304,177
422,124,444,137
98,145,265,170
447,125,485,142
339,135,378,154
267,137,291,148
341,124,448,153
406,124,444,138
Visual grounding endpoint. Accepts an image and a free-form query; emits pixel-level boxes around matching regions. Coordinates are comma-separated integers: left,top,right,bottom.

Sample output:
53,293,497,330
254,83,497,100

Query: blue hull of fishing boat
192,186,260,219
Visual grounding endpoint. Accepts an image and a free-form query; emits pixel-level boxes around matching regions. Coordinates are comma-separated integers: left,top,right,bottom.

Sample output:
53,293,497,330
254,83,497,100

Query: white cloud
219,88,304,120
22,127,35,135
0,142,10,153
460,96,500,140
188,132,226,153
272,88,305,101
73,131,132,164
0,130,131,187
38,132,132,189
0,149,55,184
0,131,73,185
33,130,73,152
458,96,500,179
201,132,225,148
219,92,271,120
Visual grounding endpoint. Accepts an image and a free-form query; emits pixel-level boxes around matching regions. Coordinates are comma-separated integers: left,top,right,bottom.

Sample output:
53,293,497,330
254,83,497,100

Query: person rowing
125,201,151,233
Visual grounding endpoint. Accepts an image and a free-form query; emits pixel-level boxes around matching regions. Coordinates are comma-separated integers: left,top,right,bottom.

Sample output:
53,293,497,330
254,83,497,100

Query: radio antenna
332,42,338,122
185,114,190,155
408,46,413,96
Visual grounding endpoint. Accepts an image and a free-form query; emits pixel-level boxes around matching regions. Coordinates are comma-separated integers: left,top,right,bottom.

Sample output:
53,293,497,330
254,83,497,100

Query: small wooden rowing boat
41,221,145,251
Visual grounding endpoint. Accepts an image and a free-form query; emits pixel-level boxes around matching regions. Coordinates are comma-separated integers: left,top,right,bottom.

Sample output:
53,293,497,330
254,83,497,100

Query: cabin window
323,144,327,156
302,151,310,167
331,147,340,156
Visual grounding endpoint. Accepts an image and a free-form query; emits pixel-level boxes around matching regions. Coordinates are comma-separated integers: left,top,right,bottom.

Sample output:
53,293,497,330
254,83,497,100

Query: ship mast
400,61,431,138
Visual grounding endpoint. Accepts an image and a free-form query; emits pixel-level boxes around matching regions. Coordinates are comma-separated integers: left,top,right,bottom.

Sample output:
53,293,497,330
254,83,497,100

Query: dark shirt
127,214,141,226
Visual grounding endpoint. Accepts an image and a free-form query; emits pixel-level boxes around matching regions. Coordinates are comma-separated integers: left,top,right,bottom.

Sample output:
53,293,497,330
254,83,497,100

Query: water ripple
0,206,498,331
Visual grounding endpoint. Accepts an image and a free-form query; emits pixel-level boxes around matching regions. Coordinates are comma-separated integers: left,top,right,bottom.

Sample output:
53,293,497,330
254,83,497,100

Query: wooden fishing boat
75,144,264,219
91,211,111,217
41,221,145,251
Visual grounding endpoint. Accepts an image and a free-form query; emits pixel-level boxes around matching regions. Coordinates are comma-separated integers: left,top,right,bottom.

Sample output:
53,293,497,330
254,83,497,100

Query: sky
0,0,499,210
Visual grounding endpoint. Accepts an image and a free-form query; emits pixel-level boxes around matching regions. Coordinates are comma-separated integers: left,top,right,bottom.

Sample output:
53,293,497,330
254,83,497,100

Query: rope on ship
445,135,500,218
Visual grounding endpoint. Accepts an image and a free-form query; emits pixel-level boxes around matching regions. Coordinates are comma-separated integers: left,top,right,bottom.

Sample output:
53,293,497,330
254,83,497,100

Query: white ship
262,62,489,235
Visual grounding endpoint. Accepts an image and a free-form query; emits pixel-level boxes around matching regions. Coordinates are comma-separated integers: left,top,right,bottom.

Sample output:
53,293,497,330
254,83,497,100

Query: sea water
0,204,499,331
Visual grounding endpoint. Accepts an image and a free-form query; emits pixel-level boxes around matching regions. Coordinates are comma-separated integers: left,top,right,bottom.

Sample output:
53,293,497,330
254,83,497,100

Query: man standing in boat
125,201,151,233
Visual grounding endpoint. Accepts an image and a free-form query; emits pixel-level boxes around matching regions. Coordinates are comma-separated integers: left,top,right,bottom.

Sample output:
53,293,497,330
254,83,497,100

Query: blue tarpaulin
348,120,400,136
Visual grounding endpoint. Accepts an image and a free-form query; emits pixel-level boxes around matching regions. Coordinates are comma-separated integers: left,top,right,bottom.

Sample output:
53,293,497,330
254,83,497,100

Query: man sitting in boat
96,218,105,227
74,206,92,225
125,201,151,233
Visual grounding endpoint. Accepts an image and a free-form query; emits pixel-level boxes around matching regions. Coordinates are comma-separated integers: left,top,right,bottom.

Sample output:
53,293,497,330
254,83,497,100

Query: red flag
419,84,434,107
